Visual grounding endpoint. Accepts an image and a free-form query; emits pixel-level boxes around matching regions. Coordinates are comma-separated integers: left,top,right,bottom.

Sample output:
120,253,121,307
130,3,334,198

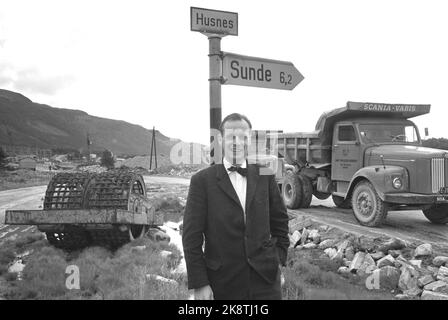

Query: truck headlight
392,177,402,189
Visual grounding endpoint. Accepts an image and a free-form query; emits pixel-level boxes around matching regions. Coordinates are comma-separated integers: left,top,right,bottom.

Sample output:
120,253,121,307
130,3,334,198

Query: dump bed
274,101,431,166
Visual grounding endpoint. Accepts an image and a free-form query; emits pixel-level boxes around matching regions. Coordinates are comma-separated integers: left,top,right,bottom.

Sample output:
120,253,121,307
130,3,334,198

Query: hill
0,89,185,158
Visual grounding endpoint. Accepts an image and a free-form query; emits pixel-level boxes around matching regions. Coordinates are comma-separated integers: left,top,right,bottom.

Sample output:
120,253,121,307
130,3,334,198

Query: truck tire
423,205,448,224
282,173,303,209
298,174,313,208
332,195,351,209
351,180,388,227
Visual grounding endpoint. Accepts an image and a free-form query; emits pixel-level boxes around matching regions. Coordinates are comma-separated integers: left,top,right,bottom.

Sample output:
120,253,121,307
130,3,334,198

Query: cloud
0,62,75,95
14,68,75,95
0,62,13,86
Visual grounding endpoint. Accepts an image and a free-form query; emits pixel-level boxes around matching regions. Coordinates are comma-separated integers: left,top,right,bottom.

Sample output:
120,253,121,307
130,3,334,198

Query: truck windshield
359,124,420,144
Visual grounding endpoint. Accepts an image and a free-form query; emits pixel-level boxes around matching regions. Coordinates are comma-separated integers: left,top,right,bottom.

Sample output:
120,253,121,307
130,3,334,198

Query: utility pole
208,36,222,165
149,126,158,170
87,133,92,163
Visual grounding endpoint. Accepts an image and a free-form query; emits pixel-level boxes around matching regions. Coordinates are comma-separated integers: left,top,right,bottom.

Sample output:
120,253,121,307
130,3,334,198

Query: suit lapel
245,164,259,213
216,164,244,210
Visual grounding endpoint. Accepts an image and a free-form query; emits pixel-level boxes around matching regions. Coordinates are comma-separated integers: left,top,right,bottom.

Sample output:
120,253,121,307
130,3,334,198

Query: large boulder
318,239,337,250
427,266,440,277
300,228,309,245
437,266,448,280
324,248,338,259
378,238,407,253
336,239,351,252
421,290,448,300
303,243,317,249
342,258,352,267
424,280,448,294
388,250,402,258
357,254,376,277
376,266,401,290
289,216,313,233
338,266,350,274
349,252,366,273
370,251,386,261
433,256,448,267
289,230,301,248
308,229,320,244
377,255,395,268
414,243,433,258
409,260,422,269
399,265,420,292
332,248,344,261
403,287,423,298
344,246,355,261
355,236,377,252
418,274,435,288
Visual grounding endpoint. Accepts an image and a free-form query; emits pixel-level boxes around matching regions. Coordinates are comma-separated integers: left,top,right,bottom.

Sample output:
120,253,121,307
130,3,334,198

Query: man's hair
219,113,252,134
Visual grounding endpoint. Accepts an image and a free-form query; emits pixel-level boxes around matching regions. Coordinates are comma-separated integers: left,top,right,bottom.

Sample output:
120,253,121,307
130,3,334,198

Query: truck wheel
332,195,351,209
423,205,448,224
298,174,313,208
282,173,303,209
351,180,388,227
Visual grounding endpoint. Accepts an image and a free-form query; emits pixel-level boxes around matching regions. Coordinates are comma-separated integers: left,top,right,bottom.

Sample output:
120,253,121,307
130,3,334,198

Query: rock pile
288,215,448,300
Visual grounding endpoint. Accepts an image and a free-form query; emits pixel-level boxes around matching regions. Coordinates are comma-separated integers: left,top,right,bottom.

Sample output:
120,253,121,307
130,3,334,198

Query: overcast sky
0,0,447,145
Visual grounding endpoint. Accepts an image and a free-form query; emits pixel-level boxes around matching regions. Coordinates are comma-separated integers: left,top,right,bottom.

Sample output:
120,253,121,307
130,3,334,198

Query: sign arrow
222,52,304,90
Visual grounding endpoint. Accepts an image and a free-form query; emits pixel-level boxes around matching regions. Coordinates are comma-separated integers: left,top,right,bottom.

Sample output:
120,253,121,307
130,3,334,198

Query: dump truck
4,170,164,249
274,101,448,227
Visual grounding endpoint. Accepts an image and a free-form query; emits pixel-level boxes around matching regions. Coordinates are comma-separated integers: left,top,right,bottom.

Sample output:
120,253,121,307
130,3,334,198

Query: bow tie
227,165,248,177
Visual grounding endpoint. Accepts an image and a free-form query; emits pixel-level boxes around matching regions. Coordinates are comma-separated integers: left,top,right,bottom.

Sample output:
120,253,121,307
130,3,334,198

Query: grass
3,237,189,300
0,169,54,191
0,247,16,276
0,233,46,276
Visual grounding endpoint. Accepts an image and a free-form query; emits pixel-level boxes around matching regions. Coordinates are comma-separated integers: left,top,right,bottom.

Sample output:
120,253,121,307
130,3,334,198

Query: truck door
331,124,362,181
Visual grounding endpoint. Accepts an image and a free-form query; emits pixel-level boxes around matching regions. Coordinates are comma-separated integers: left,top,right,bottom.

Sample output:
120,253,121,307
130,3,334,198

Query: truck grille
431,157,448,193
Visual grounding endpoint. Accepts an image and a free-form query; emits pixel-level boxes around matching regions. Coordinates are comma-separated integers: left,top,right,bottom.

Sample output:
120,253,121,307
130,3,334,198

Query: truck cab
331,117,420,192
277,101,448,227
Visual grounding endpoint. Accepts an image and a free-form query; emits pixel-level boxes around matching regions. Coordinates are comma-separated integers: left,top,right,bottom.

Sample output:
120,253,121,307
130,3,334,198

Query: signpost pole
209,36,222,165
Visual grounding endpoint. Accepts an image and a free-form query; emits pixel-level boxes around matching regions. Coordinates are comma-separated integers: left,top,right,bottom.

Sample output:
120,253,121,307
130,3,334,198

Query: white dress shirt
223,157,247,222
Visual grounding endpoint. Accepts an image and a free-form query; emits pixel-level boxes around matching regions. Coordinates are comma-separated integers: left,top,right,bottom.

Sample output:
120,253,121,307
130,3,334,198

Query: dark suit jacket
182,162,289,296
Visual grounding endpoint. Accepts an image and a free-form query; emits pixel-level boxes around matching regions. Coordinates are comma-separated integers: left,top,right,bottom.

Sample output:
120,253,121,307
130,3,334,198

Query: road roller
4,169,164,250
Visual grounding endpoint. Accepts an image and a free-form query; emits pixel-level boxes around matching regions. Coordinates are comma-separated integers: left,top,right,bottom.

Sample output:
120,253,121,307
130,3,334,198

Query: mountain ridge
0,89,184,158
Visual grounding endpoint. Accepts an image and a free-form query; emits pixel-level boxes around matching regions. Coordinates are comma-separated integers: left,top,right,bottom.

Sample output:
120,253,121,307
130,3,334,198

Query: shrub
0,248,16,275
19,247,68,299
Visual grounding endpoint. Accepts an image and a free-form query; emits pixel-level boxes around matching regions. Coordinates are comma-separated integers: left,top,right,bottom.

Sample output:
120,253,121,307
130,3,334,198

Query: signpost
222,52,304,90
190,7,303,165
190,7,238,36
191,7,238,165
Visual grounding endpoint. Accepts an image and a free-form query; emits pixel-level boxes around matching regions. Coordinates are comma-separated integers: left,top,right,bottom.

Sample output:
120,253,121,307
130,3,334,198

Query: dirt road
293,197,448,255
0,185,46,240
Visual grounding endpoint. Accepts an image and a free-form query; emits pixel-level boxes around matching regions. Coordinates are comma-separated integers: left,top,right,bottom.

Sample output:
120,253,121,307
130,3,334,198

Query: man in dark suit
182,113,289,300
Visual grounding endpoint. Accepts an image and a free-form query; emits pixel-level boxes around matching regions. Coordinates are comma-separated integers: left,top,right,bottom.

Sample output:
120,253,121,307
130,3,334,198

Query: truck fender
346,166,409,201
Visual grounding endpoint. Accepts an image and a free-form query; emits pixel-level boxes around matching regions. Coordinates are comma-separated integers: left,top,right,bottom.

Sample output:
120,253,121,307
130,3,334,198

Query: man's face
221,119,251,165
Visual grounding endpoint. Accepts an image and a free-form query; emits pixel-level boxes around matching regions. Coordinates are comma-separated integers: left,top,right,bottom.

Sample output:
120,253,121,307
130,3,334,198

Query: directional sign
222,52,304,90
191,7,238,36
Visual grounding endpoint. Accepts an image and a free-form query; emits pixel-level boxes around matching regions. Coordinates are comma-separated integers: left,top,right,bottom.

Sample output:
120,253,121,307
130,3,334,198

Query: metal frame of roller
4,170,164,250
